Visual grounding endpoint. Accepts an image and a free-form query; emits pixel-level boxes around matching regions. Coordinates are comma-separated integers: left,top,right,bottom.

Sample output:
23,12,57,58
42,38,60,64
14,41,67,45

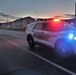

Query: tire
54,39,74,58
28,36,35,48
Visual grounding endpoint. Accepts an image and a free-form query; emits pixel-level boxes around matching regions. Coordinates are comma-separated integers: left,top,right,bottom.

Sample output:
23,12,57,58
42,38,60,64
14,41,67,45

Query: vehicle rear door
41,22,58,47
33,23,43,42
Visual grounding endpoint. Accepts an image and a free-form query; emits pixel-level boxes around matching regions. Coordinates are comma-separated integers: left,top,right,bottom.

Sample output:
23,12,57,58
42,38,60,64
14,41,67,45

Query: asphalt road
0,29,76,75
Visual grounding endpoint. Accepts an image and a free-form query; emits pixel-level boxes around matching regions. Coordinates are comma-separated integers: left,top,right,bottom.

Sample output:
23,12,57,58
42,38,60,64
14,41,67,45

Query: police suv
26,19,76,58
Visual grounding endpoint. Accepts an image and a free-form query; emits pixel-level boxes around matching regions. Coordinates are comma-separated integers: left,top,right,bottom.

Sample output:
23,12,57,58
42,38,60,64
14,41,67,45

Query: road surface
0,29,76,75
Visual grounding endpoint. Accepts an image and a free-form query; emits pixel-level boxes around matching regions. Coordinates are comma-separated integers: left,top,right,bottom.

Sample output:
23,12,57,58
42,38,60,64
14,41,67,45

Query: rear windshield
46,21,76,32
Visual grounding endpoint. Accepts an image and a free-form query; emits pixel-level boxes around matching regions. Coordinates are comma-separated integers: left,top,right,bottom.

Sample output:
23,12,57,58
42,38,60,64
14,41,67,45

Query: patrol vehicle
26,19,76,58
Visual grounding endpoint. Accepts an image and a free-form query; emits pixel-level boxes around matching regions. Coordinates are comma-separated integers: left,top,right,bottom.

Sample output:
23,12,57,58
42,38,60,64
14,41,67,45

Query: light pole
75,3,76,19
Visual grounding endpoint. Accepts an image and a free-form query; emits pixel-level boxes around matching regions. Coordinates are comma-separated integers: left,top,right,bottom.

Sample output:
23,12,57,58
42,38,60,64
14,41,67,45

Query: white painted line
0,36,76,75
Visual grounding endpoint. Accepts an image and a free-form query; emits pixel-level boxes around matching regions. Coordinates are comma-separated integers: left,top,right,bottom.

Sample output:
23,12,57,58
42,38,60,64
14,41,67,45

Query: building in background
0,23,3,28
11,16,35,29
0,22,11,29
1,16,35,30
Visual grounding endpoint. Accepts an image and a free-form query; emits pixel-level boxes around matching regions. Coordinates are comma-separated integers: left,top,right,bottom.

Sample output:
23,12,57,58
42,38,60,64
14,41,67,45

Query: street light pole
75,3,76,19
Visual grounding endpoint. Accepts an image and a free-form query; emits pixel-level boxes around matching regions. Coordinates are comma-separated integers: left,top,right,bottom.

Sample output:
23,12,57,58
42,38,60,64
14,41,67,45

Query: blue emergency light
68,33,74,39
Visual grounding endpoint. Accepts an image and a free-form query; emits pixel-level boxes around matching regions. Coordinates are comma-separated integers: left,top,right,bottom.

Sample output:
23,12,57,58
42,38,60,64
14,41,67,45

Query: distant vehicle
26,18,76,58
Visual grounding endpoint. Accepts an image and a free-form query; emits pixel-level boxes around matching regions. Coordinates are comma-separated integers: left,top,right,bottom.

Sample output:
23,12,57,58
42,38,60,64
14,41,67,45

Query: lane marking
0,36,76,75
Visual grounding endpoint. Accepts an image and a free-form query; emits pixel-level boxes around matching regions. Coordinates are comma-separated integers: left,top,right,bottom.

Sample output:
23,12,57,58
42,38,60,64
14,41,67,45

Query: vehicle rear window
33,23,43,30
47,21,75,32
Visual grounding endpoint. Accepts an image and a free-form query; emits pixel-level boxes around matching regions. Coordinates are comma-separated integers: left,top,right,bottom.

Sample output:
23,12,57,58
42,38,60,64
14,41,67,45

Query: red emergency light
48,18,63,31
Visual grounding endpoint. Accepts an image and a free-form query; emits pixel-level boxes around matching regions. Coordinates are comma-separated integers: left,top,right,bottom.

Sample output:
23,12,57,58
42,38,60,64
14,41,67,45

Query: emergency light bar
54,18,60,22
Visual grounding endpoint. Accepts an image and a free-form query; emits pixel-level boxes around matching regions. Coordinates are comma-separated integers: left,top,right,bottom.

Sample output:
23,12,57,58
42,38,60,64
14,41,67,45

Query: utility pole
75,3,76,19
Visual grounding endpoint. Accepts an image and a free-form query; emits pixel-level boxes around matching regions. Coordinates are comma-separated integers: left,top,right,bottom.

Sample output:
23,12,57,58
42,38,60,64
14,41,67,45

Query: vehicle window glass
42,23,51,31
33,23,43,30
48,21,75,32
62,23,76,31
27,24,34,30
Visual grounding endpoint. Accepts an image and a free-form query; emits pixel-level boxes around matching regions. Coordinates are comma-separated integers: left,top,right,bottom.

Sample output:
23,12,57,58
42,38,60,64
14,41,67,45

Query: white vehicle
26,19,76,58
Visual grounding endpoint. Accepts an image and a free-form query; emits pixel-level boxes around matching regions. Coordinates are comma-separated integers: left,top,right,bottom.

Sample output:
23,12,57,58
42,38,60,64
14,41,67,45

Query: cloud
0,12,20,19
0,19,6,21
54,14,75,19
63,14,75,18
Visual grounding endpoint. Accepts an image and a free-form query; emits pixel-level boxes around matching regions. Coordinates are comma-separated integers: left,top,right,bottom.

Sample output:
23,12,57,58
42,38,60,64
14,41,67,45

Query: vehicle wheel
54,39,74,58
28,37,35,48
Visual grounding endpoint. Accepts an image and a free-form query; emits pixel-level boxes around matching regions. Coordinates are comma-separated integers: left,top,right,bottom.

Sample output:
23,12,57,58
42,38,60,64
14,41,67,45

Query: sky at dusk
0,0,76,22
